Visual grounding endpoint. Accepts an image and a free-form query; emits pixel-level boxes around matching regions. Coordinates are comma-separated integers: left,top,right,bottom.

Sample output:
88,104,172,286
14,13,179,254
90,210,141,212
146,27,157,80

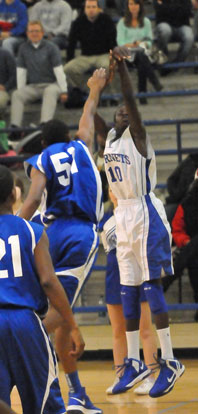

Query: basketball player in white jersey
94,46,185,398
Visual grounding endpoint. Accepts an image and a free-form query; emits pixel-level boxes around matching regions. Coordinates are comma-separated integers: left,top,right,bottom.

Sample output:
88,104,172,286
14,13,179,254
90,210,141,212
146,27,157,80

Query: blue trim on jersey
146,159,151,194
0,215,48,315
25,141,103,225
145,195,173,279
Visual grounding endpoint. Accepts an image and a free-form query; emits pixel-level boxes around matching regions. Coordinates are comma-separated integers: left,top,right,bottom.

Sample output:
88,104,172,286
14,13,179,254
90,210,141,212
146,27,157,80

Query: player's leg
134,289,157,395
144,195,185,397
111,204,151,395
105,248,127,394
4,309,66,414
45,217,102,414
106,304,127,394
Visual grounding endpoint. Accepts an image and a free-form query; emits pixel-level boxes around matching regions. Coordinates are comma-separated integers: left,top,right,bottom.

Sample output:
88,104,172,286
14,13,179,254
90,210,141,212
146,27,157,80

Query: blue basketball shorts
47,217,99,307
0,308,65,414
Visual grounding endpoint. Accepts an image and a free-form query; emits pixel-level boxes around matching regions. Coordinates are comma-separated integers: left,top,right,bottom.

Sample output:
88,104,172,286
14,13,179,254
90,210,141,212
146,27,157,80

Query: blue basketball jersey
0,215,48,315
25,140,104,226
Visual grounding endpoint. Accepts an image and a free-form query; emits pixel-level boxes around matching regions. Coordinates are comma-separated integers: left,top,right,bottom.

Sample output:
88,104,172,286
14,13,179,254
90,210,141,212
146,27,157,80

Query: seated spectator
117,0,163,105
0,0,28,56
166,153,198,205
30,0,73,50
153,0,194,73
64,0,117,94
192,0,198,40
0,48,16,113
10,20,68,139
163,173,198,321
114,0,127,16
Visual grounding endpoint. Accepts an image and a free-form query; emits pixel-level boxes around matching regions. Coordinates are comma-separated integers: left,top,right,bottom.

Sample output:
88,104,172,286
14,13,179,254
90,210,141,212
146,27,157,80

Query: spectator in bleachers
30,0,73,50
114,0,127,16
192,0,198,40
163,172,198,321
153,0,194,72
64,0,117,94
0,48,16,113
117,0,163,104
9,20,68,139
166,153,198,206
0,0,28,56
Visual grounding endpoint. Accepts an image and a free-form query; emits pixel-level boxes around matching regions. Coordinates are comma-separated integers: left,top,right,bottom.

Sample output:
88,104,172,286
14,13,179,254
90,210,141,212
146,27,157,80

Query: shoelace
148,353,167,373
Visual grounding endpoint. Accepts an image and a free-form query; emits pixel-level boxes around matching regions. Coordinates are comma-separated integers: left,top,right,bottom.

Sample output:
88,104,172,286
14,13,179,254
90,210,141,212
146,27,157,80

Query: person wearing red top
163,173,198,321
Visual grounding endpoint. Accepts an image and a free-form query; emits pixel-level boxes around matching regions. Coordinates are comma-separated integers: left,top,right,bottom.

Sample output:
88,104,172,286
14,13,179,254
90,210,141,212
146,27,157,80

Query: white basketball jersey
104,126,156,199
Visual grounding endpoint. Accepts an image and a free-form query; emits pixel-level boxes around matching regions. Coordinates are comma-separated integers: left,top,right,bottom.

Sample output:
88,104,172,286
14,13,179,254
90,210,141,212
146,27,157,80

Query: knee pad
143,281,168,315
121,285,141,320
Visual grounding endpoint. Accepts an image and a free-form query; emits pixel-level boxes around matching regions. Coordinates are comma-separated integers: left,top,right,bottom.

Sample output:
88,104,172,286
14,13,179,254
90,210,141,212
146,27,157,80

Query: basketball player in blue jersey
19,69,106,414
0,164,84,414
94,47,185,398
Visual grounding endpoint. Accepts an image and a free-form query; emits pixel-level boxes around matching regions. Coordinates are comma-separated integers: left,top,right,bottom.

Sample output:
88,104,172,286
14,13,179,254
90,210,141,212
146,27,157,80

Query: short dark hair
42,120,70,146
0,165,14,203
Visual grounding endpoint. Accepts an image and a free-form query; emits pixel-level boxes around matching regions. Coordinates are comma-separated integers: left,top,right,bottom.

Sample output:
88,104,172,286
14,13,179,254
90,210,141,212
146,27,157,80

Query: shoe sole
67,407,102,414
111,369,151,395
149,364,185,398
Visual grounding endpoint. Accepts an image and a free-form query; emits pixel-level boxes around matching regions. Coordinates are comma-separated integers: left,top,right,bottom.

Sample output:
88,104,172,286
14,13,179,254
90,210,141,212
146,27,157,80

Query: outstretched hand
111,46,131,62
87,68,107,91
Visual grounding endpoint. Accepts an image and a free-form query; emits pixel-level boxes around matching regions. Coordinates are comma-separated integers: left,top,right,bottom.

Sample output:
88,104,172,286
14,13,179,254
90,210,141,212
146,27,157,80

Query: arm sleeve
143,17,153,48
52,3,72,36
66,19,79,61
172,204,191,247
53,65,68,92
17,67,27,89
10,3,28,36
116,19,126,46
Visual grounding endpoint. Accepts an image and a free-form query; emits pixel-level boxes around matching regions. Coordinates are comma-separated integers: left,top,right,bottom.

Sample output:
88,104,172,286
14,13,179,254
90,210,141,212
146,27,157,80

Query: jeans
1,36,25,57
155,23,194,62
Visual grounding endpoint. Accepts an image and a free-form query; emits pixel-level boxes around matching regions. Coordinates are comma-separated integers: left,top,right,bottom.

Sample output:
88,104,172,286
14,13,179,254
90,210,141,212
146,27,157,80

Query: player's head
41,120,71,147
114,104,129,135
0,165,15,207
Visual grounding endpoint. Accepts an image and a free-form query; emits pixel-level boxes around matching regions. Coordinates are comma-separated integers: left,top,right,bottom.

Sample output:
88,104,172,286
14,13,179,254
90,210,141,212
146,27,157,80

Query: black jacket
153,0,192,27
67,12,117,61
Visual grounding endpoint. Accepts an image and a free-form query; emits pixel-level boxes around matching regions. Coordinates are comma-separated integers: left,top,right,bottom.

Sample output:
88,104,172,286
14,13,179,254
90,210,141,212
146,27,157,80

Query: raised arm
19,167,46,220
111,46,147,157
76,68,107,156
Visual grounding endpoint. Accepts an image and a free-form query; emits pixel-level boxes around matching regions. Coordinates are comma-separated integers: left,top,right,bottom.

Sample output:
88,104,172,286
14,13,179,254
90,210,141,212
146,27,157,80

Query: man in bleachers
0,0,28,56
9,20,68,139
153,0,194,70
0,48,16,113
30,0,73,50
64,0,117,94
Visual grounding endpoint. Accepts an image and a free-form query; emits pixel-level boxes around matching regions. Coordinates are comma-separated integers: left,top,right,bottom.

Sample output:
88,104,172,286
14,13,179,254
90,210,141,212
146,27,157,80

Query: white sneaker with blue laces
149,358,185,398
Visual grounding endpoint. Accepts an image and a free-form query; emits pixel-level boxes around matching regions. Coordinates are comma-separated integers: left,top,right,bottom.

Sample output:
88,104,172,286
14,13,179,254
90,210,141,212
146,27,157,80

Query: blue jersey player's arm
34,230,85,358
19,167,46,220
76,68,107,156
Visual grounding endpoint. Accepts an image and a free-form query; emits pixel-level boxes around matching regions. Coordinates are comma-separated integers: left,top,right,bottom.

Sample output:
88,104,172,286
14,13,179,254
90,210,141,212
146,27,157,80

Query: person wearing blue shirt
0,0,28,56
19,68,106,414
0,164,84,414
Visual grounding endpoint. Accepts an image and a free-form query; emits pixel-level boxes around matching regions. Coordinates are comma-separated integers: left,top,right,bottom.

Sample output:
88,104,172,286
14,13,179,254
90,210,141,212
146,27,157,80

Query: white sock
157,327,174,359
126,330,140,361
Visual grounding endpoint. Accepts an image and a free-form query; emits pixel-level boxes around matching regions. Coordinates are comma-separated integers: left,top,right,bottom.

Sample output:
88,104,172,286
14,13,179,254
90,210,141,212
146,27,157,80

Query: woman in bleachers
116,0,162,104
